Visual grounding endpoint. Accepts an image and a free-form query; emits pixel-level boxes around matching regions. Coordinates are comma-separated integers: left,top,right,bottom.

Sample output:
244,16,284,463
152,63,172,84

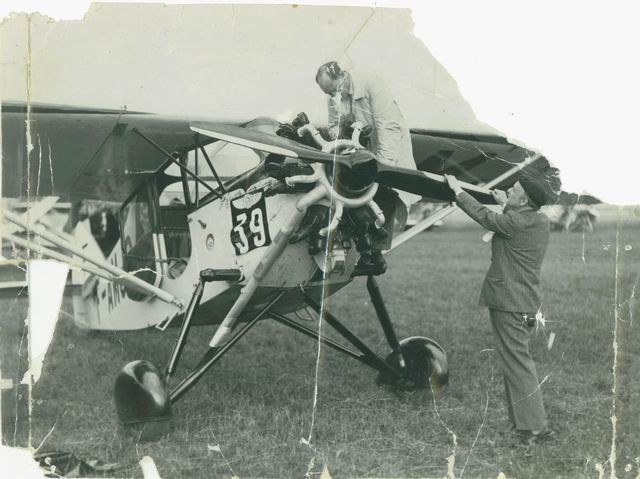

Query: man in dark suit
444,174,554,445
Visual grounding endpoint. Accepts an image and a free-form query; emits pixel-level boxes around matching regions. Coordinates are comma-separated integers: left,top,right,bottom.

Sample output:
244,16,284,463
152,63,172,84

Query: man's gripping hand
491,189,508,206
444,174,464,196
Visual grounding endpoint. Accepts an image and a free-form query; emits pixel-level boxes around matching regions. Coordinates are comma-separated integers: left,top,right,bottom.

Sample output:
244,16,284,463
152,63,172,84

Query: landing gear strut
113,268,256,440
287,279,449,392
367,276,449,391
113,270,449,440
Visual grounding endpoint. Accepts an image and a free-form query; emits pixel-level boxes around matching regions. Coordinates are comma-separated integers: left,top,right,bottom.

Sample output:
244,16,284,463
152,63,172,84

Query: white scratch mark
0,445,44,478
47,138,54,193
36,133,43,198
208,427,236,478
430,382,457,478
606,210,622,479
547,332,556,351
305,298,325,448
459,354,493,479
113,332,125,355
139,456,161,479
320,464,332,479
629,275,638,327
512,373,551,407
115,267,157,279
21,260,69,385
25,14,34,262
304,63,349,467
341,8,375,56
304,455,316,479
34,134,45,254
533,309,549,332
34,409,67,453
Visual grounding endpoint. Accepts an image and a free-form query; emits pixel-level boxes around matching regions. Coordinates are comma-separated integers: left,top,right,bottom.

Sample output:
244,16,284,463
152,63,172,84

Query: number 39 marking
230,194,271,255
232,213,250,254
249,208,266,247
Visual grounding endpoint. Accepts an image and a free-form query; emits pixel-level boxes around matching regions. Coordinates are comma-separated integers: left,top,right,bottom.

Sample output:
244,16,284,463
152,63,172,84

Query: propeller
375,163,495,204
191,122,354,166
191,122,496,204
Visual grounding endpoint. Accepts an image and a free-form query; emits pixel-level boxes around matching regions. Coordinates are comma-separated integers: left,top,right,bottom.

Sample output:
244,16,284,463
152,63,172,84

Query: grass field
2,205,639,478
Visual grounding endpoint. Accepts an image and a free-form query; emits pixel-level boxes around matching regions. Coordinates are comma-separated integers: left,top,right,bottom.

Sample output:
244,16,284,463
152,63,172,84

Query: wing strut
2,209,183,307
195,140,227,194
4,233,115,281
131,128,222,200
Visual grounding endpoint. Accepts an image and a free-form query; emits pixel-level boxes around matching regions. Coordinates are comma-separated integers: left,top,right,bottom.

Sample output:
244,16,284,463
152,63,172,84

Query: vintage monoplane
1,101,551,438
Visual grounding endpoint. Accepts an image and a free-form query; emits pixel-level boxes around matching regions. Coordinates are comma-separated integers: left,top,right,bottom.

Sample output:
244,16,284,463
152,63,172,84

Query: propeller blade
375,163,497,204
192,122,497,203
191,122,350,165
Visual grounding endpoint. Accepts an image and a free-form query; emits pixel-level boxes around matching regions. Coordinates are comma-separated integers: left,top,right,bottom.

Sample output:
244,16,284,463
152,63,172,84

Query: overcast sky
1,0,639,205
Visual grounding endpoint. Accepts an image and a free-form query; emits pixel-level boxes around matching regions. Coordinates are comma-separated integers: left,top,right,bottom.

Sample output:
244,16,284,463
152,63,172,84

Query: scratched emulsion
303,11,372,478
23,261,69,385
605,212,621,478
458,351,493,479
24,12,34,454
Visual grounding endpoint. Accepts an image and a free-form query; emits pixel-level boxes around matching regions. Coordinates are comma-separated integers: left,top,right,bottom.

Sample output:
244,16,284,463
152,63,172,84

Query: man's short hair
315,61,343,83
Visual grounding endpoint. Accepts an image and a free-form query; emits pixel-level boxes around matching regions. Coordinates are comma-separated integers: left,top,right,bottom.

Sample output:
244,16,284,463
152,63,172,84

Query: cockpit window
165,141,261,180
121,190,152,257
120,186,160,299
158,182,191,279
163,140,265,211
205,142,261,178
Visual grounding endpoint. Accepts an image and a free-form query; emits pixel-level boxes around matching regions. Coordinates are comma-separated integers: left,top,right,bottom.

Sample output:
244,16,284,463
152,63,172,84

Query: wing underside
410,129,537,197
2,102,542,203
1,102,226,201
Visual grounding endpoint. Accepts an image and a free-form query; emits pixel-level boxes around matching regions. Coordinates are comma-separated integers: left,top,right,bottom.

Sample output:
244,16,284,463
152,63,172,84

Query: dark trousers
350,186,407,250
489,309,548,431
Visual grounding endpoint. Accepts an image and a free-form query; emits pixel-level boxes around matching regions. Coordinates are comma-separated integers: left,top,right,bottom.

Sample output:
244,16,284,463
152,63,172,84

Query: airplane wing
409,129,540,198
1,102,240,202
2,102,555,204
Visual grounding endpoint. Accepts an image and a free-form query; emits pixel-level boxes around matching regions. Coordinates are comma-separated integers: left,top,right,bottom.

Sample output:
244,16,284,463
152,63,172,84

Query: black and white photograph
0,1,638,477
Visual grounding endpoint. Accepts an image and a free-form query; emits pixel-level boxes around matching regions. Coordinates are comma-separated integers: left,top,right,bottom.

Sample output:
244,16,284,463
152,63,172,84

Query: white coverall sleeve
368,79,406,166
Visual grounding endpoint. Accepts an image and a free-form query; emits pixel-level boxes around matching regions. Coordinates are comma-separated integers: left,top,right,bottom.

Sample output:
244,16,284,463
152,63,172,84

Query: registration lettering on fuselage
99,247,127,313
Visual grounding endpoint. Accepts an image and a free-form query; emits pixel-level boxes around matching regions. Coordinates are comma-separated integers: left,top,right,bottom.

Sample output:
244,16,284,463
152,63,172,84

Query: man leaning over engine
315,61,420,275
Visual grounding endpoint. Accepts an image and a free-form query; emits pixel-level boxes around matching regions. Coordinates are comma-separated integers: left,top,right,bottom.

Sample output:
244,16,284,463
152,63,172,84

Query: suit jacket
455,191,550,313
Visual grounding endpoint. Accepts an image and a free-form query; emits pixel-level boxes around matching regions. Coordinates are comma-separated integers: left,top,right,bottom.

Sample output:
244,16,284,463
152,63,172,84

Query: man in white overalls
315,61,419,274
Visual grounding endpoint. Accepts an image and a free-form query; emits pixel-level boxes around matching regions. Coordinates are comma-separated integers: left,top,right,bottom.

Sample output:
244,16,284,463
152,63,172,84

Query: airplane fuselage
77,178,357,330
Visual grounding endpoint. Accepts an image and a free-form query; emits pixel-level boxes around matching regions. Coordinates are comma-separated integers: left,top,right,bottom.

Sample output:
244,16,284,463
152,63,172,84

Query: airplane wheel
114,360,172,441
376,337,449,392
